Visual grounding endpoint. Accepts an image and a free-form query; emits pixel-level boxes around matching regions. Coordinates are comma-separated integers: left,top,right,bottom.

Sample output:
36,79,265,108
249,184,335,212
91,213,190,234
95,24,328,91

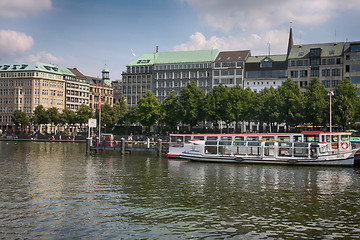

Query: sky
1,0,360,80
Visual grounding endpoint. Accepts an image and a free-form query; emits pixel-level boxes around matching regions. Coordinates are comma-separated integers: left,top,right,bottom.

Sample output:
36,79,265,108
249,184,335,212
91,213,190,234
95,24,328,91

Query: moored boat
168,131,359,166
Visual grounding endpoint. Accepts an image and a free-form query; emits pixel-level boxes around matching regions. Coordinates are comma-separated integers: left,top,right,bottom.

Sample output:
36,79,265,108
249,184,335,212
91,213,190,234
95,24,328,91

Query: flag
98,96,102,110
131,49,136,57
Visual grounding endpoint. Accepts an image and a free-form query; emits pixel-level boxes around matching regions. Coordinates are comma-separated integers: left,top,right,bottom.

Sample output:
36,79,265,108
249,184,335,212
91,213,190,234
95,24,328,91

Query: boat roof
170,131,351,136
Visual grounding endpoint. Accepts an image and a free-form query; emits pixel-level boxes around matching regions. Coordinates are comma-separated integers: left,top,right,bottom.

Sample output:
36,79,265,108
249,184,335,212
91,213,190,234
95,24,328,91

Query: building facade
287,42,344,91
66,68,90,110
244,55,288,92
152,49,219,102
0,62,69,130
344,41,360,94
213,50,250,88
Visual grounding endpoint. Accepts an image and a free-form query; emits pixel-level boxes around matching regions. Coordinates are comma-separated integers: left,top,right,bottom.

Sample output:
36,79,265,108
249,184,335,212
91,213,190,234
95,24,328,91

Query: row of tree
12,78,360,134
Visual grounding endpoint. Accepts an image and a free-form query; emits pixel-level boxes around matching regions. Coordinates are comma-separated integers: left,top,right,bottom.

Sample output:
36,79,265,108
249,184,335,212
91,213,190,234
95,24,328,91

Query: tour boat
168,131,359,166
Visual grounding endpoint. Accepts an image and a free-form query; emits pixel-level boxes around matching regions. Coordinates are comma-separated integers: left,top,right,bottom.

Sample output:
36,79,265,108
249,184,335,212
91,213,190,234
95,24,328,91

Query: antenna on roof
334,29,337,44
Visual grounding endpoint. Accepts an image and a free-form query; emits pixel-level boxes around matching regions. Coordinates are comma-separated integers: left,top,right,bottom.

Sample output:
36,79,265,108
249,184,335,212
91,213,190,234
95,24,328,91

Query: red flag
98,96,101,110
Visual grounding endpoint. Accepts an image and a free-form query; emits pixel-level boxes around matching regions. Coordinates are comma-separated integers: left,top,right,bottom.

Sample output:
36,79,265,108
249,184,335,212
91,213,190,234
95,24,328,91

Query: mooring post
120,138,125,154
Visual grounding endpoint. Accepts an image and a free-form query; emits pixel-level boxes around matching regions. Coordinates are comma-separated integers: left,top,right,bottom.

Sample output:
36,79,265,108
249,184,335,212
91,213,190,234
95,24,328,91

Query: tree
113,96,129,125
96,103,115,132
60,109,77,125
132,90,161,132
205,84,232,130
178,81,205,130
277,79,304,129
161,90,180,131
32,105,50,125
47,107,61,126
229,85,247,132
332,79,360,130
304,78,329,129
258,87,281,132
12,110,29,132
76,104,93,124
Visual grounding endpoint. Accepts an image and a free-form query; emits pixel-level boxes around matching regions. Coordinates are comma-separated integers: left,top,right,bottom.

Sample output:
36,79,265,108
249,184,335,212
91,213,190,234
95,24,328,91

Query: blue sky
1,0,360,79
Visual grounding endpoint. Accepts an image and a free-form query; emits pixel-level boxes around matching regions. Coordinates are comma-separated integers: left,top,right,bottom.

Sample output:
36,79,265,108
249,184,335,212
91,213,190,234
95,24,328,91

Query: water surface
0,141,359,239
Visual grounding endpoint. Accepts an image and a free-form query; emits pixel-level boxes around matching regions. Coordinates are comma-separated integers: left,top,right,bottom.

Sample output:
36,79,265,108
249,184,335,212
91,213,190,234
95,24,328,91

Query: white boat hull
180,151,355,166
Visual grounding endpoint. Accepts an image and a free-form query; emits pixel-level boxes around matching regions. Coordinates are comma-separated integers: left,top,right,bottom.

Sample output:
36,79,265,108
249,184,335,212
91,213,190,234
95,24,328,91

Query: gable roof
288,42,344,59
128,49,220,66
246,54,287,63
215,50,251,62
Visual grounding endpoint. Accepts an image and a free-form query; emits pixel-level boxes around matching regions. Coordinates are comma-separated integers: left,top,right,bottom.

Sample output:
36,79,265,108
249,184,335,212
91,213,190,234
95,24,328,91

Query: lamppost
328,90,334,132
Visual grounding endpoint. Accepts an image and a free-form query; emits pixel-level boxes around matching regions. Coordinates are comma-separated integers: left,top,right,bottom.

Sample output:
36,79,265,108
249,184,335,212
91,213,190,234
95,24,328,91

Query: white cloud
0,30,34,57
18,51,64,64
173,29,290,56
173,32,229,51
181,0,360,32
0,0,52,18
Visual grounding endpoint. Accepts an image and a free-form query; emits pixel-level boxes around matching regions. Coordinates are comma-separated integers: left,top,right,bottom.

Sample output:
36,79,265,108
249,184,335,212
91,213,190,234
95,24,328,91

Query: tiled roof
128,49,220,66
0,62,75,76
288,42,344,59
215,50,251,62
246,54,287,63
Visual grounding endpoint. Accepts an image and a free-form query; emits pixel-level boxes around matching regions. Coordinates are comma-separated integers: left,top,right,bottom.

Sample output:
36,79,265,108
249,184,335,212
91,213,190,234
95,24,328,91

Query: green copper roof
288,42,344,59
0,62,75,76
246,54,287,63
128,49,220,66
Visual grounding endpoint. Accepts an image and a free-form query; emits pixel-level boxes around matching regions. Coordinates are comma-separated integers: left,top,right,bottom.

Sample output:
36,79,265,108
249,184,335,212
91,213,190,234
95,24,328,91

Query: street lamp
328,90,334,132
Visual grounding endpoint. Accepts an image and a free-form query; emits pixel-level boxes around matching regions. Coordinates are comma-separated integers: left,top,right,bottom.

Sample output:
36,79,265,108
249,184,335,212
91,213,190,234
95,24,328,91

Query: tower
102,64,111,86
287,23,294,59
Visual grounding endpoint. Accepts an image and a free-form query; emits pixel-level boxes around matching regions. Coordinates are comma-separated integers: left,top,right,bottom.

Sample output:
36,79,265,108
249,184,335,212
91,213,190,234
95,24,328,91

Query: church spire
287,22,294,59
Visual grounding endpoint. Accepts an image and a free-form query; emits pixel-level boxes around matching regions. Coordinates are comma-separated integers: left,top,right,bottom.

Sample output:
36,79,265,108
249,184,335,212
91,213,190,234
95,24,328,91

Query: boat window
221,136,232,141
234,136,244,141
293,135,303,142
247,136,259,141
193,136,204,140
262,136,274,141
341,135,349,141
205,141,217,146
234,142,246,146
304,135,319,142
332,136,338,142
264,142,275,156
294,143,308,157
279,142,292,147
205,146,217,154
218,145,232,155
171,136,183,142
326,135,331,142
185,136,192,143
248,142,261,146
219,141,232,145
294,142,308,148
207,136,218,140
278,136,290,142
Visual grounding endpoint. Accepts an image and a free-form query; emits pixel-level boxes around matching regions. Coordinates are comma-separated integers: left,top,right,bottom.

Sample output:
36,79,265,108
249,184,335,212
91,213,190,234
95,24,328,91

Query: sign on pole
88,118,97,128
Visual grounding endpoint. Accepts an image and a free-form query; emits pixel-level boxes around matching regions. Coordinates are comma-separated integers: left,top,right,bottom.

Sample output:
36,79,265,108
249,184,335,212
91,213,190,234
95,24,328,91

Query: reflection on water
0,141,359,239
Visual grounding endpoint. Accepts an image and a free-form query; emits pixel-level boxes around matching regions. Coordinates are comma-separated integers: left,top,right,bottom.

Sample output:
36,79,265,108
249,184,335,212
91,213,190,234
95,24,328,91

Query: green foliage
47,107,61,125
76,104,93,124
178,81,205,128
205,84,232,125
132,90,161,128
32,105,50,125
113,96,129,125
161,91,180,130
333,79,360,129
60,109,77,124
12,110,29,131
277,79,305,127
304,78,329,128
